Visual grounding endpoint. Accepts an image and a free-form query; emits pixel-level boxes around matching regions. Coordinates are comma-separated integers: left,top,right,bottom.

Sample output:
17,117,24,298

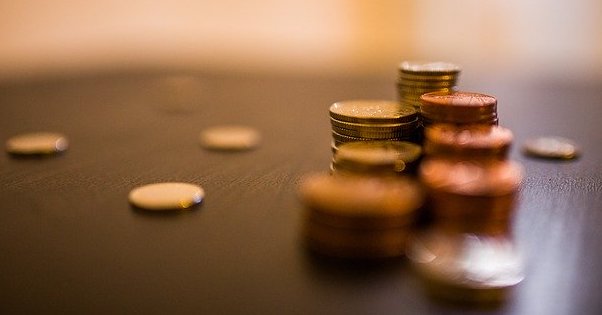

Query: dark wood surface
1,72,601,314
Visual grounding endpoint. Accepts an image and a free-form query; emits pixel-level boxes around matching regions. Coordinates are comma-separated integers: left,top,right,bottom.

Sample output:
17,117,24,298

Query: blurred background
1,0,601,83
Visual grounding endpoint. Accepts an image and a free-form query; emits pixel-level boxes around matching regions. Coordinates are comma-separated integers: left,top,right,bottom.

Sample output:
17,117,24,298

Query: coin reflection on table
408,230,523,305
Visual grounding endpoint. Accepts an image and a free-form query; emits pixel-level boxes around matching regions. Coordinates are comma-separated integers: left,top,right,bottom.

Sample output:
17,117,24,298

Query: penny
199,125,260,151
424,124,513,159
522,136,580,160
128,182,204,210
6,132,69,155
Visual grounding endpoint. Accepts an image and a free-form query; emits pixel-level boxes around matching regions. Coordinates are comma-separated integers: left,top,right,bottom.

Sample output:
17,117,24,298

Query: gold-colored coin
329,100,417,124
6,132,69,156
522,136,580,160
397,80,457,89
335,141,422,167
331,130,402,144
331,125,417,139
298,173,424,220
128,182,205,211
398,73,459,82
399,61,461,75
330,117,418,133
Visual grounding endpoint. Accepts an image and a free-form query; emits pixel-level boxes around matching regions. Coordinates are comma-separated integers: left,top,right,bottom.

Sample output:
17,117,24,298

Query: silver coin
128,182,205,210
6,132,69,155
523,136,580,160
200,125,261,151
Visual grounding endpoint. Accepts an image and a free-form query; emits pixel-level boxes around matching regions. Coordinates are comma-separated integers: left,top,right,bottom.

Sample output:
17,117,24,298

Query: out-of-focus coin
522,136,580,160
128,182,204,210
329,100,417,124
424,124,513,159
399,61,461,75
298,173,423,220
6,132,69,155
199,125,260,151
335,141,421,169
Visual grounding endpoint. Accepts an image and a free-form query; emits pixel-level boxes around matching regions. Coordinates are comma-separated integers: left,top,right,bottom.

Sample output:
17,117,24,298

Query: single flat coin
329,100,417,124
200,125,260,151
6,132,69,155
129,182,205,210
522,136,580,160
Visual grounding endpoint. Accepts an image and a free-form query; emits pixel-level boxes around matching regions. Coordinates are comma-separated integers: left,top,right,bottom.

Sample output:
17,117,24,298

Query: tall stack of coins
420,91,498,127
411,159,524,304
397,61,461,110
329,100,419,148
331,141,422,176
298,174,423,259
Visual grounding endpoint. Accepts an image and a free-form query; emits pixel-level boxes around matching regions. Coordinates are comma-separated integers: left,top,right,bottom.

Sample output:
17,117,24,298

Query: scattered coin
199,125,261,151
5,132,69,156
522,136,580,160
128,182,205,211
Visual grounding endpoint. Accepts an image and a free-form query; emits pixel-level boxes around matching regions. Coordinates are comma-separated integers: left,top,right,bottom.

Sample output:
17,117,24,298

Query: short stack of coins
298,174,423,259
420,91,498,127
329,100,419,148
409,122,524,305
397,61,461,110
331,141,422,176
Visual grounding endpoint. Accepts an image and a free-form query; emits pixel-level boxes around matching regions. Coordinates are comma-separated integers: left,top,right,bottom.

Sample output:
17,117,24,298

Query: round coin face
200,125,260,151
399,61,461,74
6,132,69,155
522,136,580,160
329,100,417,124
128,182,205,210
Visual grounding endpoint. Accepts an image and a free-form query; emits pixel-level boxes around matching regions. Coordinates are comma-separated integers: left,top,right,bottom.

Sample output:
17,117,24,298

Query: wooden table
1,72,601,314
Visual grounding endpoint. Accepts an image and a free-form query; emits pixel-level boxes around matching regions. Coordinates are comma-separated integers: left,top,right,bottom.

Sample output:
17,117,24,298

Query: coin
522,136,580,160
128,182,205,210
199,125,260,151
331,125,416,139
329,100,417,124
335,141,422,168
399,61,461,75
424,124,513,159
330,117,418,133
420,159,523,197
298,173,423,220
5,132,69,155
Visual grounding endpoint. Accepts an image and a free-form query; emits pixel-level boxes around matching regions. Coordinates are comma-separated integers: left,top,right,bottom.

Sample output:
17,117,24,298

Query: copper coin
419,159,523,197
424,124,513,159
420,91,497,124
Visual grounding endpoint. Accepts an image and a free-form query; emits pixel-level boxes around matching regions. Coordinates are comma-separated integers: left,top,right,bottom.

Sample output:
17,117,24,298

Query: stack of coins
298,174,423,259
424,124,513,161
410,158,524,304
330,141,422,176
397,61,461,110
420,91,498,127
329,100,419,148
